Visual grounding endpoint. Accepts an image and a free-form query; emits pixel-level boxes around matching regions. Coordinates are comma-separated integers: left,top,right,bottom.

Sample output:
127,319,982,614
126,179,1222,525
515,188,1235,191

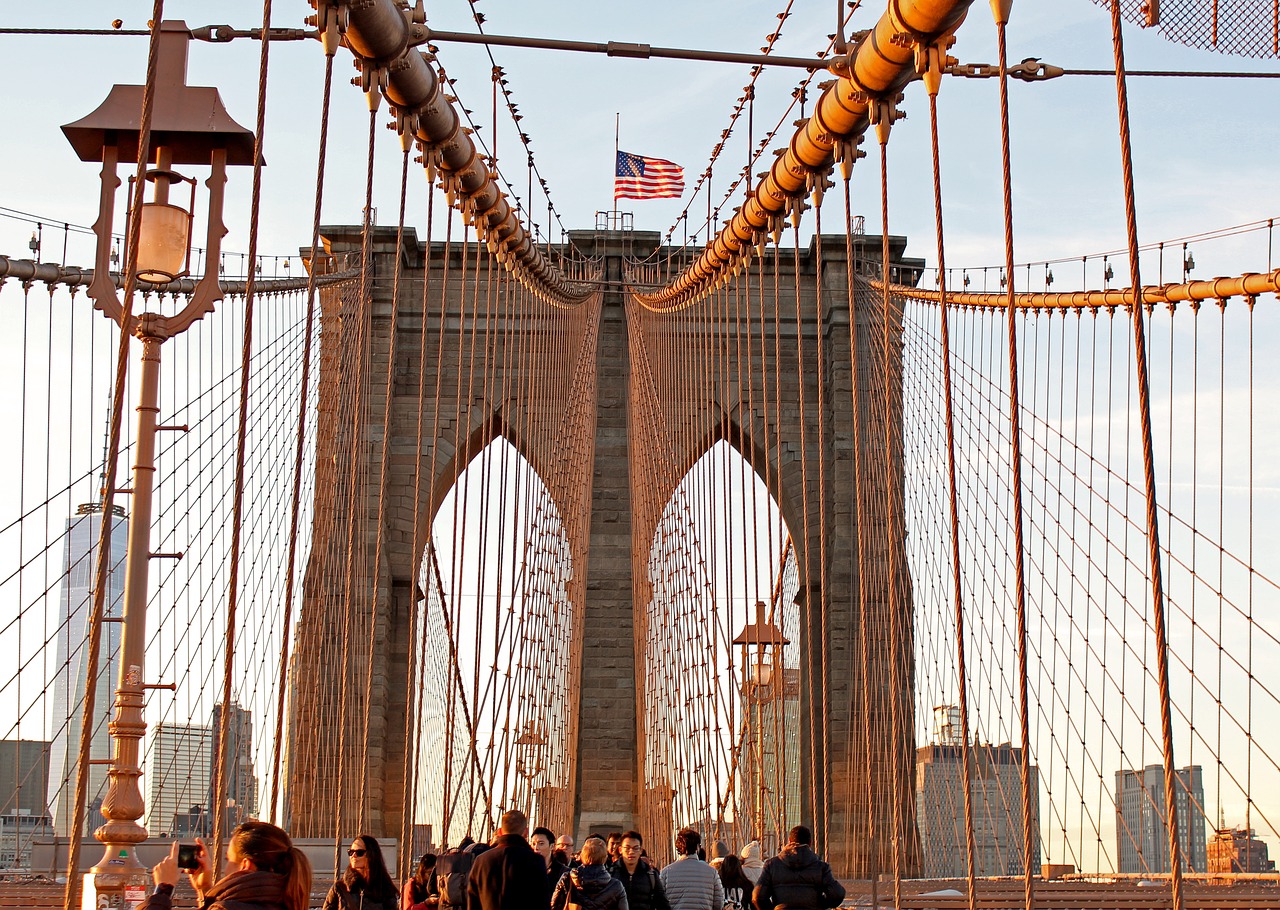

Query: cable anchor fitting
868,94,905,145
914,37,957,97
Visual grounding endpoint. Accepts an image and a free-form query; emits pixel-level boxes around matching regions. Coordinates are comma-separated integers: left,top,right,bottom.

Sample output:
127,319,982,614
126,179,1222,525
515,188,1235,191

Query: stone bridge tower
286,225,923,877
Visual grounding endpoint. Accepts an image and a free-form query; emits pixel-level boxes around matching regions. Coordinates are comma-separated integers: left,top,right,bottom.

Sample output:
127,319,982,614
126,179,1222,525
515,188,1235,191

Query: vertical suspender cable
270,37,337,828
875,127,906,910
213,0,274,876
333,101,380,873
841,169,877,890
811,199,832,855
1106,2,1186,905
401,177,437,875
923,47,979,910
362,145,411,855
989,5,1036,907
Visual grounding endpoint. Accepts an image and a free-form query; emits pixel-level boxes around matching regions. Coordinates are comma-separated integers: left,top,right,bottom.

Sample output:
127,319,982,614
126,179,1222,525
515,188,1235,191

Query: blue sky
1,0,1278,871
0,1,1277,281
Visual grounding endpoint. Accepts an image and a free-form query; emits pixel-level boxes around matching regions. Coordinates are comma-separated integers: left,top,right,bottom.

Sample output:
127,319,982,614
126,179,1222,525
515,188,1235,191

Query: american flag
614,150,684,200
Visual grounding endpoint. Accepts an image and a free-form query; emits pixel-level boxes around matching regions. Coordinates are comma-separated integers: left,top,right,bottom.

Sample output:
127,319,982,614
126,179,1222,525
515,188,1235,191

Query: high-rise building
47,503,128,837
1114,764,1206,873
0,740,52,870
915,707,1041,878
1206,826,1274,873
146,723,212,837
208,703,258,831
0,740,51,817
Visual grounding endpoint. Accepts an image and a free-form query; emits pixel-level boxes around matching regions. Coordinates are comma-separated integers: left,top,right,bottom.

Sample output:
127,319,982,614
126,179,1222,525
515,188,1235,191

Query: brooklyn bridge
0,1,1278,908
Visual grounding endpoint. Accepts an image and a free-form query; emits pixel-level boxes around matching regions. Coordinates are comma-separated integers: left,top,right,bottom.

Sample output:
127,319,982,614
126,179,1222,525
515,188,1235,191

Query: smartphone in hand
176,844,202,871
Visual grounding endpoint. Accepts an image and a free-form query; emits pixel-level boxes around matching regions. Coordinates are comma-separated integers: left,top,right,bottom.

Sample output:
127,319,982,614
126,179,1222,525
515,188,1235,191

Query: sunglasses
348,849,367,857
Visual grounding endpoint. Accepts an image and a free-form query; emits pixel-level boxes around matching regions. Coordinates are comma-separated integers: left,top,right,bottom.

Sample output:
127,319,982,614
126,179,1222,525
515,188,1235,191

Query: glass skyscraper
46,503,128,837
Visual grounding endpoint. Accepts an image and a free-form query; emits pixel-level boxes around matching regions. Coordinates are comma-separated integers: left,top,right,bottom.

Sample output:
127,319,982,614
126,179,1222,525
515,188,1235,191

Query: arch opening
638,438,799,858
410,436,577,846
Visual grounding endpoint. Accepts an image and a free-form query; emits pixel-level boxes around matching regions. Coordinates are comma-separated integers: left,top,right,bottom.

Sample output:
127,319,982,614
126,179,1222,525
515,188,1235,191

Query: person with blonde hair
552,837,629,910
144,819,313,910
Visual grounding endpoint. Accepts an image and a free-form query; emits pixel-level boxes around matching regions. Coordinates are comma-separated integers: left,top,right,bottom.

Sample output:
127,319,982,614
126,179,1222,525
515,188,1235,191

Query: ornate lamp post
732,600,789,845
514,721,547,822
60,20,256,907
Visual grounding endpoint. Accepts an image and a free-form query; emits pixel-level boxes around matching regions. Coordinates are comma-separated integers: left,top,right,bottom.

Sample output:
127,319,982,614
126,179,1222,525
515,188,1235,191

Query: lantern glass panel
136,201,189,281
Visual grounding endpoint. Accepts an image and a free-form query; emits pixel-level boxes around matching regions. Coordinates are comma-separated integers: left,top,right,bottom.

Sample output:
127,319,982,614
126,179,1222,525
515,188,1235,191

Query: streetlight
732,600,789,844
60,19,256,908
514,721,547,821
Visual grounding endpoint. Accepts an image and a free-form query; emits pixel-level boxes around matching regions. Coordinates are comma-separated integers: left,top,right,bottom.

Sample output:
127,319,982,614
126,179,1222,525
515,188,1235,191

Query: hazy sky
1,0,1278,870
1,1,1278,281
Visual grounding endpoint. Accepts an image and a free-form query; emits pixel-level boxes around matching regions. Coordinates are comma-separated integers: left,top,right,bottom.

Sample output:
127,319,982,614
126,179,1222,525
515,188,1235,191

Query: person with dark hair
606,832,623,869
612,831,669,910
402,853,438,910
750,826,843,910
145,819,313,910
717,855,753,910
323,834,399,910
659,828,721,910
467,809,550,910
531,826,568,897
435,838,477,910
551,837,628,910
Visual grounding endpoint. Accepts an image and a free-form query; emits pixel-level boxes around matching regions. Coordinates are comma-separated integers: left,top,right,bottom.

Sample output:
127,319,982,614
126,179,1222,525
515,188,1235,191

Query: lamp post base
82,856,150,910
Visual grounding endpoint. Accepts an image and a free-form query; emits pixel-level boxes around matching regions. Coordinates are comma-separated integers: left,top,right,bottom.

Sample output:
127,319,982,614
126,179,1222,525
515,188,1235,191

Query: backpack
723,884,745,910
435,849,475,909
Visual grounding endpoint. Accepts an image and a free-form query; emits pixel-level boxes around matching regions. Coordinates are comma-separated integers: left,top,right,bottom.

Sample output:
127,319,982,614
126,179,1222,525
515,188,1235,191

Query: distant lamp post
514,721,547,818
59,19,256,907
732,600,789,842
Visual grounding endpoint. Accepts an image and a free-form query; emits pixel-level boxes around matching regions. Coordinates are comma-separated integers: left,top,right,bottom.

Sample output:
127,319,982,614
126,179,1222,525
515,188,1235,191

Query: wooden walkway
4,876,1277,909
842,879,1280,909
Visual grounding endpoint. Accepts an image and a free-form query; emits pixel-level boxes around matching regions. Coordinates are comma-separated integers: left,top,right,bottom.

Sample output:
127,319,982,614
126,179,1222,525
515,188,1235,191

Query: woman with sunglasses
322,835,399,910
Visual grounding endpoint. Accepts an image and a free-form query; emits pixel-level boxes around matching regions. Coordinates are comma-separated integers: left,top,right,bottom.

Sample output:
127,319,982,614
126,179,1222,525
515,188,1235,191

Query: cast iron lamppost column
61,20,256,907
732,600,789,847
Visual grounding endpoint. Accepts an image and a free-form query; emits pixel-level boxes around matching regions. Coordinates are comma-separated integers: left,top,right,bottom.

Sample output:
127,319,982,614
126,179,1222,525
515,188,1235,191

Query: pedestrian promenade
4,876,1278,909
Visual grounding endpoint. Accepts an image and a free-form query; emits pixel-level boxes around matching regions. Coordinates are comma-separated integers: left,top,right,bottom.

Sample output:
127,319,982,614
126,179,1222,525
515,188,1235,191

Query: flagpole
613,112,619,226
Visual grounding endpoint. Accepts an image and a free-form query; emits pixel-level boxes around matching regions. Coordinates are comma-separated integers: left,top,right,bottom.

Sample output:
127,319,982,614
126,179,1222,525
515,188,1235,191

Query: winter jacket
142,870,291,910
750,844,844,910
739,843,764,885
546,859,570,898
612,858,670,910
466,832,550,910
551,863,629,910
659,855,722,910
323,879,400,910
402,875,436,910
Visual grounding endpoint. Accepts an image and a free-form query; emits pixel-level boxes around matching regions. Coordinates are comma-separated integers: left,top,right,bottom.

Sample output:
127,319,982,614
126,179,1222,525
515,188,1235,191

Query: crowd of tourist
141,812,845,910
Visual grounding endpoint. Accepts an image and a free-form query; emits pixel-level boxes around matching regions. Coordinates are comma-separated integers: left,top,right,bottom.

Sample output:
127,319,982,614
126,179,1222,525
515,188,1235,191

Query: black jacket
552,864,629,910
611,859,668,910
143,870,292,910
750,844,844,910
324,879,400,910
546,859,569,898
466,833,550,910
